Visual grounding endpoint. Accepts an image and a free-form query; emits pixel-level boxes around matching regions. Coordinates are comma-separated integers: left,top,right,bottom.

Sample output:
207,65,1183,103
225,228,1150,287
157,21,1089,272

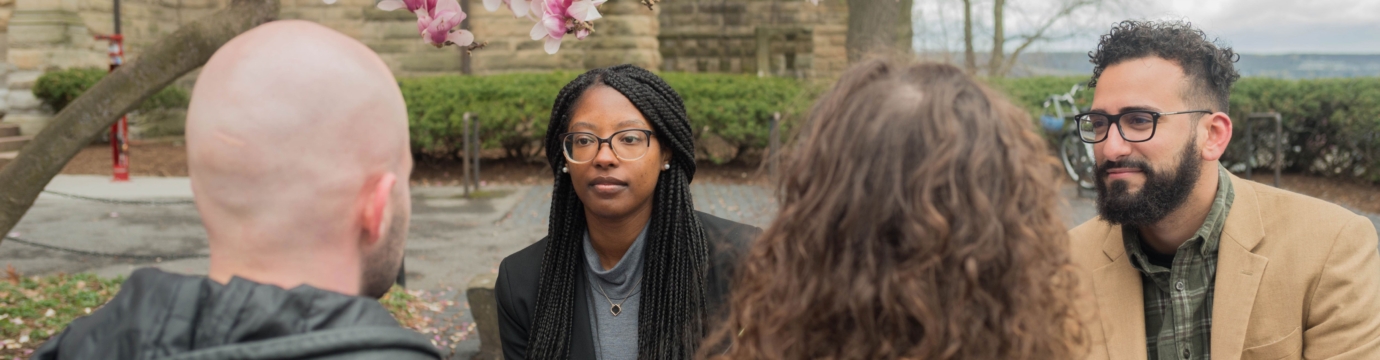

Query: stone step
0,123,18,137
0,135,32,152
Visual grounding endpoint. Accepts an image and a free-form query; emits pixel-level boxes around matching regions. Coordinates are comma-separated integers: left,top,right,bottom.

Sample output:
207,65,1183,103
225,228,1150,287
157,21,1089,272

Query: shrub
986,76,1093,118
32,67,191,114
662,73,817,163
398,72,819,164
399,73,571,160
1228,77,1380,182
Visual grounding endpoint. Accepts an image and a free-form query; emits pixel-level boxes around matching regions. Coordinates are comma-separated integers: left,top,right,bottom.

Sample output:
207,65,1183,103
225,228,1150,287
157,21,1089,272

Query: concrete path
2,175,1377,358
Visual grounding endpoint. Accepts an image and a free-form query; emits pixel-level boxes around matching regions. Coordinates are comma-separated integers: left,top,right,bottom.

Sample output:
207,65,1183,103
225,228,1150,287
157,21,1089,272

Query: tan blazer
1071,173,1380,360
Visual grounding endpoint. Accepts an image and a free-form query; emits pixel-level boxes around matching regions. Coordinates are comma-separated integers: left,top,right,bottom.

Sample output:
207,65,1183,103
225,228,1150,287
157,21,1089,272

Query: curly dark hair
1088,20,1241,112
699,60,1086,359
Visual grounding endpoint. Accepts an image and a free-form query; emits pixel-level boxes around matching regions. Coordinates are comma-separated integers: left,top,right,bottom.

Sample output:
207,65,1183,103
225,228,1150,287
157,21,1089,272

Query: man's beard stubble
1095,138,1202,227
361,208,408,299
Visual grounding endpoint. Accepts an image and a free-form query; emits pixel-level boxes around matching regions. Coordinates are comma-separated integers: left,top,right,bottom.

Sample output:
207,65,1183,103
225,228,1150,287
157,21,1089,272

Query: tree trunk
846,0,914,63
962,0,976,74
896,0,914,56
0,0,280,242
988,0,1005,77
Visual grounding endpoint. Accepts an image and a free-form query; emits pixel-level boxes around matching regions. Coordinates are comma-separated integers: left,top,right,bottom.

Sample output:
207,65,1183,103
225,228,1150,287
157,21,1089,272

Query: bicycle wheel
1059,132,1096,190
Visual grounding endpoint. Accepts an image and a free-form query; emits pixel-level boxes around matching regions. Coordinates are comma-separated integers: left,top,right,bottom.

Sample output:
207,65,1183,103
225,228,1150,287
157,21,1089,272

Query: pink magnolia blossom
377,0,475,48
528,0,604,54
482,0,536,18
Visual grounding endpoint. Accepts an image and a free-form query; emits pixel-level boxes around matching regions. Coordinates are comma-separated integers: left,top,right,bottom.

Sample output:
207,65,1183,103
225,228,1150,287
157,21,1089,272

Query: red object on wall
96,34,129,182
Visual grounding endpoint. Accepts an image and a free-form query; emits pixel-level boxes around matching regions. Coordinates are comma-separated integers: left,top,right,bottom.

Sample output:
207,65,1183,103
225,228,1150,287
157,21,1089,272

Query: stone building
0,0,845,137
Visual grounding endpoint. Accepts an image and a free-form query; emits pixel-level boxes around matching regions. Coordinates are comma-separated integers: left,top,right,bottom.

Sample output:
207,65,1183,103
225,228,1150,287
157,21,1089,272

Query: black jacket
495,211,761,360
31,268,441,360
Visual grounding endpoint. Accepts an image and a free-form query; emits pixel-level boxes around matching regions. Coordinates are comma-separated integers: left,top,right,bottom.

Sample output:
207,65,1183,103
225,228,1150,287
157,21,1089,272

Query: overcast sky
913,0,1380,54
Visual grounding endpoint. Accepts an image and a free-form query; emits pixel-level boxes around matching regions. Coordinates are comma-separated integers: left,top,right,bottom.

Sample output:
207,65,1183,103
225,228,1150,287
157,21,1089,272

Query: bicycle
1040,84,1096,190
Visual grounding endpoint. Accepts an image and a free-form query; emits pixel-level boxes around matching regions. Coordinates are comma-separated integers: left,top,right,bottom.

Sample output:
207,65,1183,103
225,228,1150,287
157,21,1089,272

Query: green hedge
1229,78,1380,182
399,73,570,160
991,76,1380,183
32,68,190,114
398,72,818,163
987,76,1093,118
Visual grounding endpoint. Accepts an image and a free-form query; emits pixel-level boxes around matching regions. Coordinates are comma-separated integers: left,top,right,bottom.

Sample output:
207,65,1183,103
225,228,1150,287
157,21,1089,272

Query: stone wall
657,0,845,78
0,0,836,134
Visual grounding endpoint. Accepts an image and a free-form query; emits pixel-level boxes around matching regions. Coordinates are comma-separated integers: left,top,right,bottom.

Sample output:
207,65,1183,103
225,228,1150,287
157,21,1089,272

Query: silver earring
663,164,670,170
562,166,568,173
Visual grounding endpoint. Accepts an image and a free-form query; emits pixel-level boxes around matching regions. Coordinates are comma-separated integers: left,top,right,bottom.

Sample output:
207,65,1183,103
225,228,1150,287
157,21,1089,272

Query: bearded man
1070,20,1380,360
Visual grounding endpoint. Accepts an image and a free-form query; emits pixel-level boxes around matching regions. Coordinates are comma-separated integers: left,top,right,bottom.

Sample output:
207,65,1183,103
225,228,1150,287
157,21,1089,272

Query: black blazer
495,211,761,360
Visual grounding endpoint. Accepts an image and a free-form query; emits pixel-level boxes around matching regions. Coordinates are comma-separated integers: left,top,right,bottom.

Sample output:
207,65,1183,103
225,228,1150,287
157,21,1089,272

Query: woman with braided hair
496,64,761,360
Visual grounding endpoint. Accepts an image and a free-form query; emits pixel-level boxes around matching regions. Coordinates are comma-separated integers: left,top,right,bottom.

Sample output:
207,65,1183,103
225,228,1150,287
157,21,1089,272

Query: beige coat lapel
1092,224,1149,360
1210,175,1269,360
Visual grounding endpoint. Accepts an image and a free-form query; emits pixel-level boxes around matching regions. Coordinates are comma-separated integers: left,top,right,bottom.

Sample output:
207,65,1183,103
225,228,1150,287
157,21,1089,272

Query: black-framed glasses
1075,110,1211,143
560,129,656,163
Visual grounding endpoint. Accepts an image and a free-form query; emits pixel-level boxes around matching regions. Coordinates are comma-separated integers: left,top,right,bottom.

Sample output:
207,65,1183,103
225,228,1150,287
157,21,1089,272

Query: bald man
32,21,440,360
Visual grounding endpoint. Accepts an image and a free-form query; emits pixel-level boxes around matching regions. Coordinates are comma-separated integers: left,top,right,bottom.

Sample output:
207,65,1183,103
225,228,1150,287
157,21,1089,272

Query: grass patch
0,266,437,356
1,266,122,356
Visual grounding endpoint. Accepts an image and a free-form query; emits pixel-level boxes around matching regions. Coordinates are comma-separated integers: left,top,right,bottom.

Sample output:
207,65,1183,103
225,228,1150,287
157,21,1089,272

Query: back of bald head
187,20,411,247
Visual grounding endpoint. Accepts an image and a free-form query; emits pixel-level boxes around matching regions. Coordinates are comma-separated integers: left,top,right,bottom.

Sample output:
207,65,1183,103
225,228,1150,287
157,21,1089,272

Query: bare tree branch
993,0,1099,77
0,0,280,241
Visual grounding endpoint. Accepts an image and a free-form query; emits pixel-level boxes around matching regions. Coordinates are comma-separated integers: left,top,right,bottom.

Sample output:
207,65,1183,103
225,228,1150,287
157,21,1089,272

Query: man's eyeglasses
560,129,656,163
1074,110,1211,143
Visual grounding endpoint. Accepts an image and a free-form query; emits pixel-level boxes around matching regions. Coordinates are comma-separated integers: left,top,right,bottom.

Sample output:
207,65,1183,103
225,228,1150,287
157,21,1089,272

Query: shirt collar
1122,164,1235,271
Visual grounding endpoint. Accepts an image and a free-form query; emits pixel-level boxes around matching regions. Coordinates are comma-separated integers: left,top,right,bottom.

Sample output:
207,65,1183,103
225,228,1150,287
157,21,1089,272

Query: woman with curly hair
496,64,761,360
701,60,1086,359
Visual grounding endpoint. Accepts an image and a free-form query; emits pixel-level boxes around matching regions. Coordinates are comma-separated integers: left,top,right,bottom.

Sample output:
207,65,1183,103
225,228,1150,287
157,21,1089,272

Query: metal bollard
473,118,481,192
770,112,781,182
1246,112,1284,187
463,112,472,196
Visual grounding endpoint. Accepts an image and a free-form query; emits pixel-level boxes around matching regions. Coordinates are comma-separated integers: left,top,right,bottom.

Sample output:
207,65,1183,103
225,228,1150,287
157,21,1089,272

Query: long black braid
527,64,711,360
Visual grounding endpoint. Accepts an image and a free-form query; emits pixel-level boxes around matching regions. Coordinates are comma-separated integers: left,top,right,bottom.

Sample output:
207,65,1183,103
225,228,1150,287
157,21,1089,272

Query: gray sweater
582,224,648,360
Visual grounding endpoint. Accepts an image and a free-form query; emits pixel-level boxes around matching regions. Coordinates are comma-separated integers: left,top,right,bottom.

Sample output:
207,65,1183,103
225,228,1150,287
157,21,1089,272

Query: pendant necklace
594,275,643,316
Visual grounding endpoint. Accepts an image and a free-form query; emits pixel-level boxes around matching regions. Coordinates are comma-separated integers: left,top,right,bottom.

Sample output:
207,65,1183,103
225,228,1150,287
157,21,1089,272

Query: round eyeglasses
1074,110,1211,143
560,129,656,164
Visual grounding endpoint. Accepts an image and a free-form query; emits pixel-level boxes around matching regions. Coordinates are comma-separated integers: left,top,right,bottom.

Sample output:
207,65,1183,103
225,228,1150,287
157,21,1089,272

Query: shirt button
1182,348,1191,359
1175,281,1185,291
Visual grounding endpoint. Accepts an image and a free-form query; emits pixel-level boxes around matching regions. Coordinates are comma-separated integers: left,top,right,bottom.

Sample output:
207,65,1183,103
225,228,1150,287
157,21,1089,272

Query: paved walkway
2,175,1377,358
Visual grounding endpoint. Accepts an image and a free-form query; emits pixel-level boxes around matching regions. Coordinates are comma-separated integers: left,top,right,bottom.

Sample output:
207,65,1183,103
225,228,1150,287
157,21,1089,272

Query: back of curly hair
699,59,1086,360
1088,20,1240,112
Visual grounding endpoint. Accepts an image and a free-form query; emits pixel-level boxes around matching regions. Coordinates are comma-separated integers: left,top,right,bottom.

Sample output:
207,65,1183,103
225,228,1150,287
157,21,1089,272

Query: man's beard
1095,138,1202,226
360,205,408,299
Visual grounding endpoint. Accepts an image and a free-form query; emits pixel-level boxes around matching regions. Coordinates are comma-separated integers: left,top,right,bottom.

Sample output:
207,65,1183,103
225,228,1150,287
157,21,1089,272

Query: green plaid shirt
1123,166,1234,360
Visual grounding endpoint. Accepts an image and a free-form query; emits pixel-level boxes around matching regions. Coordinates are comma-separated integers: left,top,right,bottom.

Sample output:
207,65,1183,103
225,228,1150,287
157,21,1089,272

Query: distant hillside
995,52,1380,79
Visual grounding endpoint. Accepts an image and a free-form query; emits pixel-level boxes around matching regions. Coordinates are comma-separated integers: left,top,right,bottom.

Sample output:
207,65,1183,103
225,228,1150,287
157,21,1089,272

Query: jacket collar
1220,173,1265,251
1089,173,1270,360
